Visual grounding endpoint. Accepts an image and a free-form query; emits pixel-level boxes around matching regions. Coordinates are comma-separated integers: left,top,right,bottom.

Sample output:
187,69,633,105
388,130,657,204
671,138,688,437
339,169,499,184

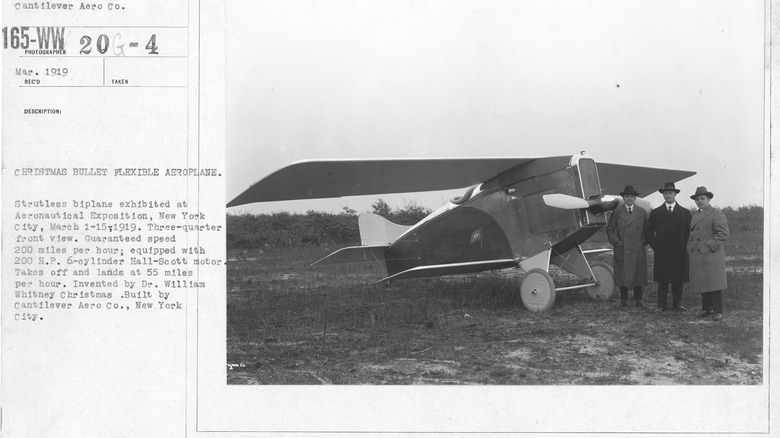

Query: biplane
228,153,695,311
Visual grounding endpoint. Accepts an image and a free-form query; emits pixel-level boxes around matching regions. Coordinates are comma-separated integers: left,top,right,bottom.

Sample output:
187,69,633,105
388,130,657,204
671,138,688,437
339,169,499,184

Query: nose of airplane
587,195,619,214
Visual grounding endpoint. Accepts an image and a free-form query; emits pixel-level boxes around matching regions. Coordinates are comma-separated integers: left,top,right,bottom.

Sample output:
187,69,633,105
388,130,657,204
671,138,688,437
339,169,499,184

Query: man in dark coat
645,182,692,311
606,185,649,309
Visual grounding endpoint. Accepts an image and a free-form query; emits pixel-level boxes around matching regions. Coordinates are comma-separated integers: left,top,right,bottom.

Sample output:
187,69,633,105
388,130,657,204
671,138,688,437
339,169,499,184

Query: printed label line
19,85,188,88
16,25,188,29
19,55,188,58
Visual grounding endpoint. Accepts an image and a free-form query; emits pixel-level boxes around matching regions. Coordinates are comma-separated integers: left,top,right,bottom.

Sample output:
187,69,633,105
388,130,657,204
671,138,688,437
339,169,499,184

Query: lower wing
378,259,518,284
311,245,388,266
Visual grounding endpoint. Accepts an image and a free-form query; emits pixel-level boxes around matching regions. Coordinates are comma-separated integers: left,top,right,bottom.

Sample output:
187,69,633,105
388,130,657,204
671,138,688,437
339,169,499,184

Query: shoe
672,306,688,312
696,310,712,318
712,313,723,321
635,301,650,310
654,306,666,312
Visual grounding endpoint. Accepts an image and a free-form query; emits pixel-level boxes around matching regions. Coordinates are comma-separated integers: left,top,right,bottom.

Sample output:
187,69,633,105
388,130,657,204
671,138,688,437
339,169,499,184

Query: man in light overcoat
687,186,729,320
646,182,692,311
606,185,649,309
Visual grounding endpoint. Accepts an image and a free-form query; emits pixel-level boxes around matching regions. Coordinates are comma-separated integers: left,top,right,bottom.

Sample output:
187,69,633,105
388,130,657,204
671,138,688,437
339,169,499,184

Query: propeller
542,194,589,209
543,193,620,213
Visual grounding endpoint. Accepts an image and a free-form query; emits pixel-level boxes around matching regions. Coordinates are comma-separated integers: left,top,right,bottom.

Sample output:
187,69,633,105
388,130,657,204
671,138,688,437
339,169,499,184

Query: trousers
657,282,683,309
620,286,643,301
701,290,723,314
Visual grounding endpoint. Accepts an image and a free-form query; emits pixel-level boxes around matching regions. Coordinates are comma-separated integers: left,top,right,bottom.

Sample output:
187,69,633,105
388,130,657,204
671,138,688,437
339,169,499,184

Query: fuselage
384,154,612,276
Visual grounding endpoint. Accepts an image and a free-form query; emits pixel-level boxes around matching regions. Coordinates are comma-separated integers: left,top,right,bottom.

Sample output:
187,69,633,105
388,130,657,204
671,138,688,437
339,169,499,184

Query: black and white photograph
225,0,765,390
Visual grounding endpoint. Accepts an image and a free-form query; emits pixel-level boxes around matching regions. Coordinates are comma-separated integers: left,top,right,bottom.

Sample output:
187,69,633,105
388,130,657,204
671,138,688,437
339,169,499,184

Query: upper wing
227,158,536,207
597,162,696,199
228,157,697,207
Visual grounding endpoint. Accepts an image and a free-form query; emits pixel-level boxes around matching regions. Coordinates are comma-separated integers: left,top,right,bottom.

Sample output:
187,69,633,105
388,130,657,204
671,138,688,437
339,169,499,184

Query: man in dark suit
645,182,692,311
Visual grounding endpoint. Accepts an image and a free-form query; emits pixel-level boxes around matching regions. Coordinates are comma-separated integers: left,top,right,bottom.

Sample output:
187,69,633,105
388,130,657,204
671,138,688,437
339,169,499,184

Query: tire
584,261,616,300
520,268,556,312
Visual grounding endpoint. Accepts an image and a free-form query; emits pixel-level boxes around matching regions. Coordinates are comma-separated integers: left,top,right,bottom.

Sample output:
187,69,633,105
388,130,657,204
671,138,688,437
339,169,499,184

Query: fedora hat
690,186,714,200
658,182,681,194
620,185,640,196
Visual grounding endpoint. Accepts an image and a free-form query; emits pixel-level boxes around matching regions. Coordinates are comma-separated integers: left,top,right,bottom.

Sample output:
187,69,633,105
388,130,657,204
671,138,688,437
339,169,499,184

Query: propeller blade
543,194,589,209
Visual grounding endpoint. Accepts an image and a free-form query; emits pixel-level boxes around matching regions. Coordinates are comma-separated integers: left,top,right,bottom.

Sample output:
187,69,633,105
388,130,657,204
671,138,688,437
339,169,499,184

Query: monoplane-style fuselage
384,155,608,276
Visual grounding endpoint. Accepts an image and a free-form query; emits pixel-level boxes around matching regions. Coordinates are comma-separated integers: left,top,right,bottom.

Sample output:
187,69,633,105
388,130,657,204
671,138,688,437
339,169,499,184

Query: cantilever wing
377,259,519,283
311,245,388,266
227,158,536,207
597,162,696,199
228,157,696,207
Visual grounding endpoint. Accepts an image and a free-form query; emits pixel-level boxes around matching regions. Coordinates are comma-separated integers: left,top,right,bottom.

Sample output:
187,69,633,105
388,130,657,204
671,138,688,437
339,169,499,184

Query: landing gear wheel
585,262,615,300
520,268,556,312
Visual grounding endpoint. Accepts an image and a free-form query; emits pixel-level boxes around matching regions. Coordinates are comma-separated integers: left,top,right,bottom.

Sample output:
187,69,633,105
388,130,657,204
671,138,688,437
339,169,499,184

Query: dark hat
620,185,640,196
690,186,714,200
658,182,681,194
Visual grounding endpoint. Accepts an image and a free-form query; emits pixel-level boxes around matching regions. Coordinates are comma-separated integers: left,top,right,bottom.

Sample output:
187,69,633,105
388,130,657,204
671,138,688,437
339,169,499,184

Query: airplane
228,152,695,312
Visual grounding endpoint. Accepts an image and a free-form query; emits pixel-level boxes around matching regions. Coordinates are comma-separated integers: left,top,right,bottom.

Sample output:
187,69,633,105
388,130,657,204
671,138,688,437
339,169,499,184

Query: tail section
311,214,410,268
358,213,412,246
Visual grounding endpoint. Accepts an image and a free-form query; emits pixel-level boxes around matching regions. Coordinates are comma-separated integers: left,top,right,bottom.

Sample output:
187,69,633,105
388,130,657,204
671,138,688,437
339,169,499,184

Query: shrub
227,199,432,251
722,205,763,232
227,209,359,250
391,200,432,225
227,202,761,251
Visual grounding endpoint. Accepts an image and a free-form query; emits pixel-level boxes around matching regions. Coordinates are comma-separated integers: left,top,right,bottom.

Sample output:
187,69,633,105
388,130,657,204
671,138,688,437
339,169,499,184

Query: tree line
226,199,432,250
227,201,762,251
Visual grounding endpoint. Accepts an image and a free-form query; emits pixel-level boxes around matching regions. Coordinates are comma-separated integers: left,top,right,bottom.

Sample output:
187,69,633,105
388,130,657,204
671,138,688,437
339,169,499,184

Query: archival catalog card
2,1,223,436
1,1,777,437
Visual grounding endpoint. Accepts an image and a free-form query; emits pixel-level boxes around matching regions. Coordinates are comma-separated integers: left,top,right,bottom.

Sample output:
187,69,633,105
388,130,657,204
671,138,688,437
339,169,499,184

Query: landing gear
518,245,615,311
519,268,556,312
584,262,616,300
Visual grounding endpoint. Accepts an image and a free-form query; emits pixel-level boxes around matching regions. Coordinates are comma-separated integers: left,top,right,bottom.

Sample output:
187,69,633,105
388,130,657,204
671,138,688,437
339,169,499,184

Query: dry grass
227,222,764,385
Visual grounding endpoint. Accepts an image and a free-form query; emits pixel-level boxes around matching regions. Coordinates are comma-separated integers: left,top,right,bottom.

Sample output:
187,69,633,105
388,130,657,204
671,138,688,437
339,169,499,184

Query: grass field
226,215,763,385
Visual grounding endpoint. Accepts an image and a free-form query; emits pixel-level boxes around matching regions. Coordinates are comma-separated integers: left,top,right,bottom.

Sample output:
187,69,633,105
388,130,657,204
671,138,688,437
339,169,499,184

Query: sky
226,0,765,215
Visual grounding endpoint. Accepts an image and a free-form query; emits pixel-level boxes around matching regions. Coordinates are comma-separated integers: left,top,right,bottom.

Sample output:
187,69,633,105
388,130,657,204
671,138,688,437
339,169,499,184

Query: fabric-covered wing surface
227,158,536,207
311,245,388,266
597,162,696,199
377,259,519,283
